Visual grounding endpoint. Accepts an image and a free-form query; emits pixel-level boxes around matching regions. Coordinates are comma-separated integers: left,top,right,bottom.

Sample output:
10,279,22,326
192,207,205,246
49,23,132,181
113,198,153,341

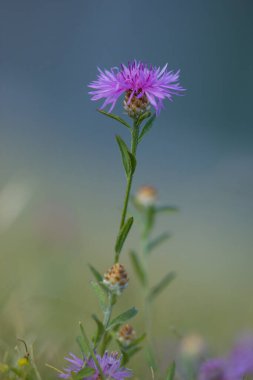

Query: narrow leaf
148,272,176,301
146,232,170,253
79,322,103,377
138,114,156,143
129,251,147,286
97,109,131,129
115,217,134,254
92,314,105,345
155,205,179,213
128,151,137,174
136,111,151,126
108,307,138,329
88,264,103,282
76,335,89,357
115,135,131,175
127,333,146,349
121,346,142,364
143,206,155,238
166,361,176,380
90,281,107,311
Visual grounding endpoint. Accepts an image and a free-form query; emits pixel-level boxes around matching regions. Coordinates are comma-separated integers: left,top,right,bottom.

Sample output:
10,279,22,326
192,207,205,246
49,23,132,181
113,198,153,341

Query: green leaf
76,335,89,357
115,135,131,175
88,264,103,282
78,322,104,377
146,232,170,253
136,111,152,126
97,109,131,129
143,206,156,238
128,151,137,174
121,346,142,364
148,272,176,301
79,323,91,348
129,251,147,286
90,281,107,311
127,333,146,349
92,314,105,345
138,114,156,143
72,367,95,379
155,205,179,213
166,361,176,380
115,136,136,176
115,216,134,254
108,307,138,330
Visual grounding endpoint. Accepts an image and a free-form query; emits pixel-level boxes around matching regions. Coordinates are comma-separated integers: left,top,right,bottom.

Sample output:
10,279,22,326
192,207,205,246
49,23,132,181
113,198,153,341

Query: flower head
59,351,132,380
103,263,129,295
135,186,157,207
88,60,184,116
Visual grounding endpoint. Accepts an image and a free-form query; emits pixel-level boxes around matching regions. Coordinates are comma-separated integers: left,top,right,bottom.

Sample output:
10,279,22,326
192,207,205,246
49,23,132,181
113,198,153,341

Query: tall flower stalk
54,60,184,380
130,187,178,372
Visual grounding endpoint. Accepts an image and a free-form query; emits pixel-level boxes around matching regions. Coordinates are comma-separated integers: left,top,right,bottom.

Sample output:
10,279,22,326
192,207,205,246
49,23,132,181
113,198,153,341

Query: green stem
100,292,114,354
115,119,139,262
141,213,158,371
30,345,42,380
103,292,113,327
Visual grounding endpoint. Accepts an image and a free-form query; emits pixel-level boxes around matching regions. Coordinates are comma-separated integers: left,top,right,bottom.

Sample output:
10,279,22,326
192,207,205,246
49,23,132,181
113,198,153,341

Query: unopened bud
180,334,207,357
136,186,157,207
124,90,150,118
118,324,136,346
103,263,129,295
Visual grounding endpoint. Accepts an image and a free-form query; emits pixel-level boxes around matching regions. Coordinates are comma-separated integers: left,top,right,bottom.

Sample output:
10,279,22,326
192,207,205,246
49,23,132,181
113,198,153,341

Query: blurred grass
0,180,253,378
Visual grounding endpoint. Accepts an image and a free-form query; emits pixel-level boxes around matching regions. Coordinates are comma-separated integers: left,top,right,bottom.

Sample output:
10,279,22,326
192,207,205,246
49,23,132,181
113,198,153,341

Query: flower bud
135,186,157,207
118,324,136,346
103,263,129,295
124,90,150,118
180,334,207,358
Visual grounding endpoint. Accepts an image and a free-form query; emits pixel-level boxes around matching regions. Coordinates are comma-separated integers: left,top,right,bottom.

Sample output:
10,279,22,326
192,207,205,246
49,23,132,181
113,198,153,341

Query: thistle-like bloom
59,351,132,380
88,60,184,116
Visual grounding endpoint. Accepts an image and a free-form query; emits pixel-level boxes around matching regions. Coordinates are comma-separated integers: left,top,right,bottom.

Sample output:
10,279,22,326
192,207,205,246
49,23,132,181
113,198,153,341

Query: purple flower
226,336,253,380
59,351,132,379
198,358,227,380
88,60,184,115
198,335,253,380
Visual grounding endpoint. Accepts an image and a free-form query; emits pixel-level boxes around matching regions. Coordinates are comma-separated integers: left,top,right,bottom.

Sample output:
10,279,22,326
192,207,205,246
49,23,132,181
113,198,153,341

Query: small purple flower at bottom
59,351,132,380
198,358,227,380
227,336,253,380
199,335,253,380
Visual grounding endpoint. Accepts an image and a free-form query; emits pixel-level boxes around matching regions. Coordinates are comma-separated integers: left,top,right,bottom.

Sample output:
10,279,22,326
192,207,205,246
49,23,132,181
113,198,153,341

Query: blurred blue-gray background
0,0,253,375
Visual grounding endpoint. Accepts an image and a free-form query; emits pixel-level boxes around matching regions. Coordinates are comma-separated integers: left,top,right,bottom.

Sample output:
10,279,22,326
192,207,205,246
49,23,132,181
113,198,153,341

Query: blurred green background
0,0,253,377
